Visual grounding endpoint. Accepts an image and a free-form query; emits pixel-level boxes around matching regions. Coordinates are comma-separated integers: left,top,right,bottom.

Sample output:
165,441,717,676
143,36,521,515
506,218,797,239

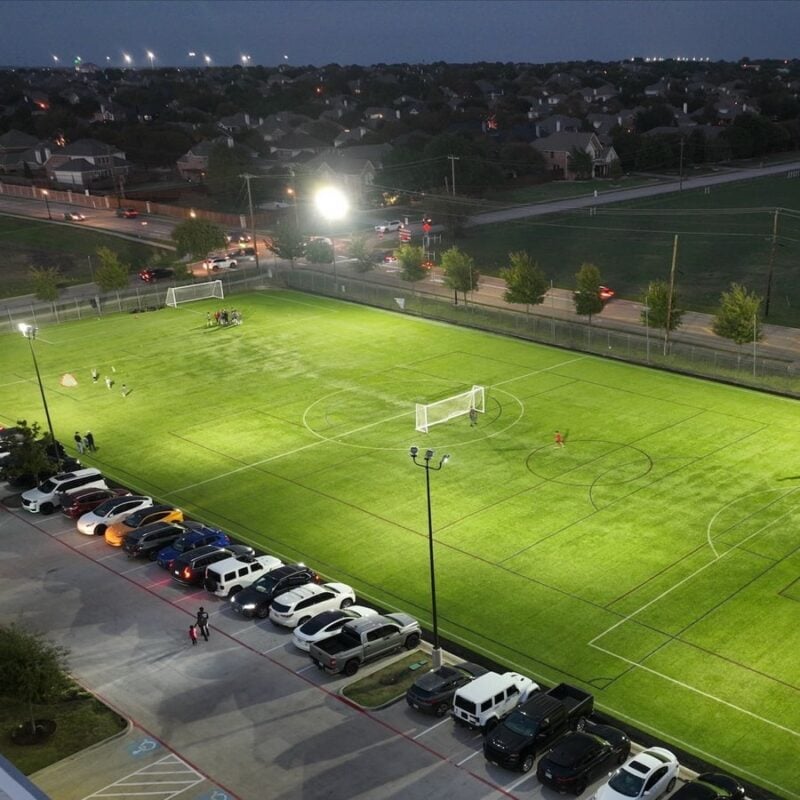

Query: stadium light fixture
315,186,348,292
18,324,60,469
409,446,450,668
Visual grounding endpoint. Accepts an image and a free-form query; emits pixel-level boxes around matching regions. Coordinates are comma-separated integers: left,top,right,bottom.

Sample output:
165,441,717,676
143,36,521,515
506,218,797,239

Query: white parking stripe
295,663,317,674
412,717,451,740
82,754,205,799
455,749,481,766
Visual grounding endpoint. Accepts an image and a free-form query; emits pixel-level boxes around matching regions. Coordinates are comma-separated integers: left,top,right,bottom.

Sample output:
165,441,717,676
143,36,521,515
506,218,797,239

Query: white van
21,468,106,514
452,671,539,732
203,554,283,597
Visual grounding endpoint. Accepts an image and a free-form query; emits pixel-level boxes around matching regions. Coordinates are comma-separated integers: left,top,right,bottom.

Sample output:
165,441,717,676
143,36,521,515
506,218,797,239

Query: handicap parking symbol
197,791,229,800
128,737,159,757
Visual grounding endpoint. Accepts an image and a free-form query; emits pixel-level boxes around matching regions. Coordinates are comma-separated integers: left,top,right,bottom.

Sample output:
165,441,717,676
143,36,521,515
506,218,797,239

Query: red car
116,207,139,218
59,487,130,519
598,285,616,301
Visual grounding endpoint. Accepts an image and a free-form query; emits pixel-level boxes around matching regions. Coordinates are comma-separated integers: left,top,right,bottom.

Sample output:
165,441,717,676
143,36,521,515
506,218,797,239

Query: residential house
534,115,581,138
0,129,51,176
269,132,327,162
305,143,392,200
334,127,369,147
46,138,129,187
176,137,231,181
532,131,619,179
363,107,399,128
218,112,258,134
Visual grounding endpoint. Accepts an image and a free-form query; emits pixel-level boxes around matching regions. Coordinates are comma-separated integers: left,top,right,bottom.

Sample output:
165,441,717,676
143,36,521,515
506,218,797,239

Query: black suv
406,662,488,717
230,564,317,618
171,544,255,586
123,521,186,559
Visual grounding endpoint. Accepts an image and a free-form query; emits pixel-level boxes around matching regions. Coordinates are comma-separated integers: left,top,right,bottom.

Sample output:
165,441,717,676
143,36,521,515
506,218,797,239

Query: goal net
165,280,224,307
416,385,485,433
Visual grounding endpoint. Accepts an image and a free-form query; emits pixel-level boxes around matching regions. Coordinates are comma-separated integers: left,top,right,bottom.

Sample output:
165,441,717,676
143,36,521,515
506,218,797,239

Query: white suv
374,220,403,233
452,671,539,732
21,468,107,514
205,255,237,270
204,554,283,597
269,582,355,628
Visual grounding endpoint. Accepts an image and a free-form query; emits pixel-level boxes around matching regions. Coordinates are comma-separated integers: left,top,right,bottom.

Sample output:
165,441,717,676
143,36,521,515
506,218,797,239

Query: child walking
189,624,198,646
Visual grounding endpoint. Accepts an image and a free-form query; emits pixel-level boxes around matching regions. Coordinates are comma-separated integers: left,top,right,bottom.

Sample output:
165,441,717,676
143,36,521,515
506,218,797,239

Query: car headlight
240,603,255,610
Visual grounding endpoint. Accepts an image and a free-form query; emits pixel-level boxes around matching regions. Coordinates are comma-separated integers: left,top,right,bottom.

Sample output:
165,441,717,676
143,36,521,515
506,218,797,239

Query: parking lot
0,497,690,800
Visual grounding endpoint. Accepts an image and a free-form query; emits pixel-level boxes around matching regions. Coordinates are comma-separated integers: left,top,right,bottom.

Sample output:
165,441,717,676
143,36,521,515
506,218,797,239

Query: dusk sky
1,0,797,68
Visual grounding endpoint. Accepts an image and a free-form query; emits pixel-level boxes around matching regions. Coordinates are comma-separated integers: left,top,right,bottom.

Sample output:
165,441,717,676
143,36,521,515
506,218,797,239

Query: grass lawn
2,290,799,797
341,651,429,708
0,216,160,298
454,174,800,327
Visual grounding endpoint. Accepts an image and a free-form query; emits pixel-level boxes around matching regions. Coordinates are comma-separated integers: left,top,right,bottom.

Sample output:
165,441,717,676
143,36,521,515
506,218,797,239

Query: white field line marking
455,749,482,767
82,754,204,800
412,717,451,739
492,355,587,388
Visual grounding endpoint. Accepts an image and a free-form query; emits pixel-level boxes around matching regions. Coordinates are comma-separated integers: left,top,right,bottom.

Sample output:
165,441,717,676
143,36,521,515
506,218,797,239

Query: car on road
291,606,378,651
227,231,252,244
156,523,230,570
104,504,183,546
230,563,318,618
60,487,131,520
598,285,616,301
77,495,152,536
537,723,631,794
205,255,237,271
138,267,175,283
171,544,255,586
268,582,356,628
115,207,139,218
63,211,86,221
21,468,107,514
374,220,403,233
669,774,746,800
592,747,679,800
406,661,488,717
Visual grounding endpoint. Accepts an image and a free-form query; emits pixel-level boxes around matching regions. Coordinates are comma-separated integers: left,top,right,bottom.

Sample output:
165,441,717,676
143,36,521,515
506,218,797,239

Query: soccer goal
165,280,224,307
416,385,485,433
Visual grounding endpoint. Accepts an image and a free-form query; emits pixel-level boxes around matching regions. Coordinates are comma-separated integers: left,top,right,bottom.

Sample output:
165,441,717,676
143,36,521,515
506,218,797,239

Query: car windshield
39,478,57,493
503,711,540,737
300,612,341,634
608,769,645,798
253,572,285,594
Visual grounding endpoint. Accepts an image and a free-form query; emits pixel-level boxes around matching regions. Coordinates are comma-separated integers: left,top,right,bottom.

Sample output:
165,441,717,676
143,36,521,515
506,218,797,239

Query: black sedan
406,662,487,717
536,722,631,795
231,563,317,618
138,267,175,283
670,774,746,800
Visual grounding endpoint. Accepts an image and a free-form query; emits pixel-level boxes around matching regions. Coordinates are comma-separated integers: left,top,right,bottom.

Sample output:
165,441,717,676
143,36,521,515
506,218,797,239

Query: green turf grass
2,291,799,797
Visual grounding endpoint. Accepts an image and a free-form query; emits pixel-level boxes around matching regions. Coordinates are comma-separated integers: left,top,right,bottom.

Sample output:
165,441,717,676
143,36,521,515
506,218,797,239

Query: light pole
287,187,299,229
204,54,212,67
146,50,155,70
315,186,348,293
19,324,60,469
643,305,650,362
123,52,132,68
41,189,52,220
409,446,449,668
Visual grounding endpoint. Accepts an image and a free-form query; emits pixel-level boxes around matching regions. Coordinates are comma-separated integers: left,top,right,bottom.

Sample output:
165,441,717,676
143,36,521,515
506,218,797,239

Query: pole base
431,646,444,668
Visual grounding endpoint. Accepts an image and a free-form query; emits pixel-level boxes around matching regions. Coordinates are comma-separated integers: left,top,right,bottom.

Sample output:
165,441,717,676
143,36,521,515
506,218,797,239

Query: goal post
416,385,485,433
165,280,224,307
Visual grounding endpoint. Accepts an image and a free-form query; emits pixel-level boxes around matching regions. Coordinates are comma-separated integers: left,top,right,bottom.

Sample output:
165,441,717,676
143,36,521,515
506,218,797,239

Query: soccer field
3,290,799,798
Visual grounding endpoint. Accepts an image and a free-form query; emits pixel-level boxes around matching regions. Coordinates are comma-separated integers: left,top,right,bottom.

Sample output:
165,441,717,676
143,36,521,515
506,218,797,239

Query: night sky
1,0,797,68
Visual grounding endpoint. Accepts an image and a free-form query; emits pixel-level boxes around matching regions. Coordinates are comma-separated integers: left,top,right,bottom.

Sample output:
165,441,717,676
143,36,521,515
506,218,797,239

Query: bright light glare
315,187,348,221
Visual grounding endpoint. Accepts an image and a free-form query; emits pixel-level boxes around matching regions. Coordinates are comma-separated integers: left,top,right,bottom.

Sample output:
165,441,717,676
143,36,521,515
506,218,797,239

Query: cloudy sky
1,0,797,67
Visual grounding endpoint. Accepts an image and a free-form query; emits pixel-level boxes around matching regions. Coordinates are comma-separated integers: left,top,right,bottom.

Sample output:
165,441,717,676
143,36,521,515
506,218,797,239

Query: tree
500,251,548,313
0,420,52,488
441,247,479,305
568,147,593,180
29,266,61,304
305,239,333,264
573,262,604,323
94,247,130,293
396,244,427,283
641,279,684,332
268,220,306,267
349,234,374,273
171,219,226,260
0,624,69,735
713,283,763,346
426,192,470,238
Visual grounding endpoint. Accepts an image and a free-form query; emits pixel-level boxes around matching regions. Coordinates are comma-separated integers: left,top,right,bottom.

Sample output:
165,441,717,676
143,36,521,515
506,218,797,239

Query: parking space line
456,749,482,767
505,772,535,792
121,563,152,574
74,539,102,548
412,717,451,740
98,552,123,561
82,754,205,799
295,663,317,674
260,641,288,654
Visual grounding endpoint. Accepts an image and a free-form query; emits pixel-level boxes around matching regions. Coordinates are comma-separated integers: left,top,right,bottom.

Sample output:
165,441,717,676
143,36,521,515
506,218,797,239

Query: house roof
532,131,597,153
53,157,100,173
62,139,118,157
0,129,39,149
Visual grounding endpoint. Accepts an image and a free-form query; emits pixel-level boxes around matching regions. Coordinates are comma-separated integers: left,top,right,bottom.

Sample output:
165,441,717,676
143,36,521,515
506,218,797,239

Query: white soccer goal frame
165,280,224,307
416,385,485,433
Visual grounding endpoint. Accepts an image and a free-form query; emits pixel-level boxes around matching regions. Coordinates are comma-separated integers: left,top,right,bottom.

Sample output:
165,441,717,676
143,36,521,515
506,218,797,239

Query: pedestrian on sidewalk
85,431,96,451
196,607,210,641
74,431,84,454
189,624,198,646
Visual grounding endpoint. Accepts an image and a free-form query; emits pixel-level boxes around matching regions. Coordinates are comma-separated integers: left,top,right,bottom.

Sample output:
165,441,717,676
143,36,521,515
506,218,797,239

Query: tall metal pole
644,305,650,362
753,312,757,378
448,155,459,196
21,325,60,469
242,174,260,274
42,191,52,220
764,208,779,319
664,234,678,356
424,459,438,655
678,137,685,191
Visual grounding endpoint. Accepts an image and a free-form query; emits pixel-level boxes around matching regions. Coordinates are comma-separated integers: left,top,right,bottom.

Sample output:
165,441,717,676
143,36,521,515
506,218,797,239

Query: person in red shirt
554,431,565,448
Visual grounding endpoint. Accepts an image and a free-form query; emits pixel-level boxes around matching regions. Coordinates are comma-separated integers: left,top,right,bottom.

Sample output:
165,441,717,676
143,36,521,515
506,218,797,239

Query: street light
409,446,450,668
41,189,52,220
18,324,60,470
286,187,299,228
241,54,251,67
314,186,348,292
123,52,132,67
146,50,155,69
204,54,212,67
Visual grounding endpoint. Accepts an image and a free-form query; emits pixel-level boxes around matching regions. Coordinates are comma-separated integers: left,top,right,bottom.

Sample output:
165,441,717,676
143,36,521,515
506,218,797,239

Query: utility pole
447,154,459,196
678,137,685,191
764,208,779,318
240,173,261,274
664,234,678,356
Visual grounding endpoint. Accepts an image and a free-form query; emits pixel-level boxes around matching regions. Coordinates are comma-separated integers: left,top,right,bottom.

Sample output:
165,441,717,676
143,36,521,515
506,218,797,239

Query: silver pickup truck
309,613,421,676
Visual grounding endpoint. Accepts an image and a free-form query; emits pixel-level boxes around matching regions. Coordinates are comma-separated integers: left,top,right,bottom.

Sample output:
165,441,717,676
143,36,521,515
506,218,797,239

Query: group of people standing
207,309,242,327
74,431,96,454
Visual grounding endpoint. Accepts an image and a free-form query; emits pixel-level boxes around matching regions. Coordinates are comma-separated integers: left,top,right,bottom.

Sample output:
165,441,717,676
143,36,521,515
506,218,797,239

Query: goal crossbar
416,385,485,433
166,280,224,307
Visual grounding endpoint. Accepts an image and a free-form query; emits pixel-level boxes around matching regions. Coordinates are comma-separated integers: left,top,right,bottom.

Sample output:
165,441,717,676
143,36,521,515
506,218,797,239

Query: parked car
123,521,187,559
452,671,539,732
205,255,237,271
21,468,107,514
60,487,130,519
77,495,152,536
374,220,403,233
291,606,378,652
138,267,175,283
64,211,86,221
592,747,679,800
309,612,421,676
116,207,139,218
171,544,255,586
268,582,355,629
230,563,318,618
669,773,746,800
406,662,488,717
104,504,183,546
484,683,594,772
155,523,230,571
537,722,631,795
204,554,283,597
